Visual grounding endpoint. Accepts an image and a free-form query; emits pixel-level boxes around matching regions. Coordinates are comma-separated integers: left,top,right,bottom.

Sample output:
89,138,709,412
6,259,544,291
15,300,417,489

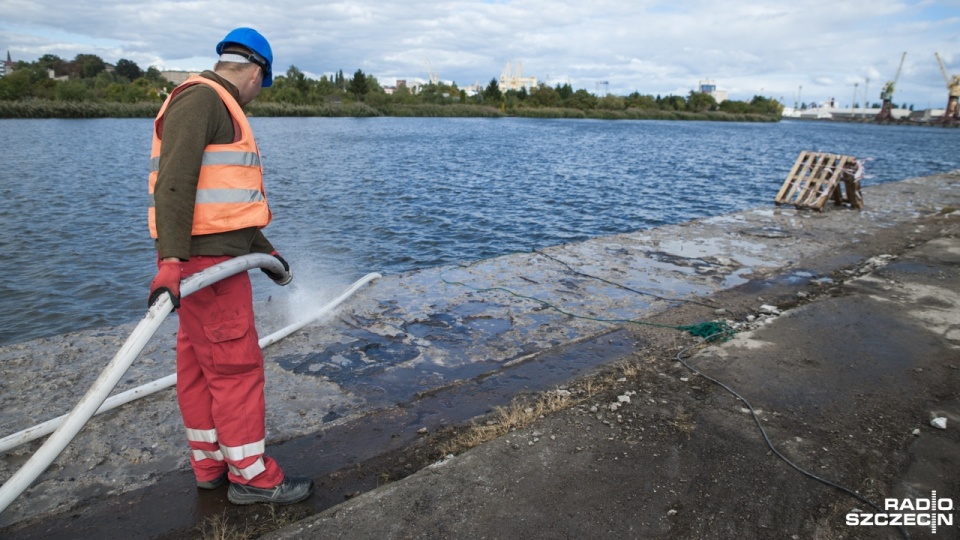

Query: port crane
499,61,538,92
934,52,960,122
423,60,439,86
875,52,906,123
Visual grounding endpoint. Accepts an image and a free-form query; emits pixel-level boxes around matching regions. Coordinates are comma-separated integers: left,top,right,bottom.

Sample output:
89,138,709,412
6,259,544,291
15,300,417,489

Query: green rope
677,320,736,342
439,264,736,342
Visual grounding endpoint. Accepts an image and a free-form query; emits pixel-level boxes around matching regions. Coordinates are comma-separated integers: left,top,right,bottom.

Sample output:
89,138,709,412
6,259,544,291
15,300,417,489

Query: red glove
261,251,292,286
148,259,182,309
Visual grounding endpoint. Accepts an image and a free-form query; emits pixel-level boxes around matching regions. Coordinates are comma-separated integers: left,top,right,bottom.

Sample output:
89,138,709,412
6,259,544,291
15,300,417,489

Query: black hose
675,334,910,540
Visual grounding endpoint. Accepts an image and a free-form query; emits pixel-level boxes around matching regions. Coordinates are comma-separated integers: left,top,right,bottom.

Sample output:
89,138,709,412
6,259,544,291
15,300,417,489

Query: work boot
196,471,228,490
227,476,314,505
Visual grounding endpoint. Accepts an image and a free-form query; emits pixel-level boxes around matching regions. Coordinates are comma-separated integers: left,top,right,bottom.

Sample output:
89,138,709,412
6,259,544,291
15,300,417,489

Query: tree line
0,54,783,120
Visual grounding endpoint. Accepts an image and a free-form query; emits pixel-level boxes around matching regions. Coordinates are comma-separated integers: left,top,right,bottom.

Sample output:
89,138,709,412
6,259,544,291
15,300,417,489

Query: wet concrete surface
2,329,642,539
1,170,959,538
263,202,960,540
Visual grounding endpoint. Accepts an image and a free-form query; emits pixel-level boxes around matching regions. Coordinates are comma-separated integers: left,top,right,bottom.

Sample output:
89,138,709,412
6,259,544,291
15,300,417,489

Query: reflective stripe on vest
148,76,271,239
147,189,264,208
149,151,262,172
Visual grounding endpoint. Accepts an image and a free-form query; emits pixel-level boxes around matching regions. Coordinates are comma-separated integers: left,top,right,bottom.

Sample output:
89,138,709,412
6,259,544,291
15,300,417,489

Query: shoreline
0,99,780,122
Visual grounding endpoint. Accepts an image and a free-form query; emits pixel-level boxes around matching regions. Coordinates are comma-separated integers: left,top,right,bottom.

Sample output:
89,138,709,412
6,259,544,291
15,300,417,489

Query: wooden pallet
774,151,863,211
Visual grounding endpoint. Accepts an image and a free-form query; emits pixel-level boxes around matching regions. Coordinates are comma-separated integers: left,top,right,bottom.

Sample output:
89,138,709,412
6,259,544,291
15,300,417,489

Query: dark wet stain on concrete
738,226,795,239
3,329,643,540
276,329,419,379
647,251,706,269
703,296,941,414
877,260,942,277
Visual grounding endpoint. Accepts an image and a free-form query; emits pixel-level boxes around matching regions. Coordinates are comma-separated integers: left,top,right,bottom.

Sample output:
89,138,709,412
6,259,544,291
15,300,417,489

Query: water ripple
0,117,957,345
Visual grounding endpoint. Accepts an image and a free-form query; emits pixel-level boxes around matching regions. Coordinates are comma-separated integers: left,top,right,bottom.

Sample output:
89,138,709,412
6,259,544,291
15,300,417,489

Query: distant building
698,80,727,103
383,79,407,95
462,83,483,97
1,51,14,78
160,70,202,85
47,68,68,82
909,108,946,122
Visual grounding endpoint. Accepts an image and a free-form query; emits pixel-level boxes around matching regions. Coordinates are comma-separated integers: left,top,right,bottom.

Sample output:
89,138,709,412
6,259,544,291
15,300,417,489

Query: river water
0,117,957,345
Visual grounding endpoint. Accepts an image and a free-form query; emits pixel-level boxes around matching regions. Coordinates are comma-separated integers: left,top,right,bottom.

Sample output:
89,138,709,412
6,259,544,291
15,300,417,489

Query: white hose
0,271,381,454
0,254,293,514
0,374,178,454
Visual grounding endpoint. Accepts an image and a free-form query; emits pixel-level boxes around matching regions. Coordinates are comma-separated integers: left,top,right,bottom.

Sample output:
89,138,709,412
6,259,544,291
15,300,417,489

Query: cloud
1,0,958,107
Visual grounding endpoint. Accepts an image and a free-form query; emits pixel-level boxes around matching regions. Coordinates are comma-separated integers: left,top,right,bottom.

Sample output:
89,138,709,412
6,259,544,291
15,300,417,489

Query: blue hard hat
216,27,273,87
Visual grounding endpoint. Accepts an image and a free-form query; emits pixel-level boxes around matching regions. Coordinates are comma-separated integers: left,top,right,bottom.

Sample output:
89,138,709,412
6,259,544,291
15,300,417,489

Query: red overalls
150,77,282,488
175,255,283,488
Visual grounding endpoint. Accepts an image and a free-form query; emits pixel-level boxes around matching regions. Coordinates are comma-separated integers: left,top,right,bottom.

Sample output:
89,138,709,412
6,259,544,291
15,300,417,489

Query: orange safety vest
148,76,271,239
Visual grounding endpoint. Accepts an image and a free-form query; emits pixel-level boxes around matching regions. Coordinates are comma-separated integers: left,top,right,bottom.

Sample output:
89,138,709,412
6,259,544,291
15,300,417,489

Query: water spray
0,254,379,514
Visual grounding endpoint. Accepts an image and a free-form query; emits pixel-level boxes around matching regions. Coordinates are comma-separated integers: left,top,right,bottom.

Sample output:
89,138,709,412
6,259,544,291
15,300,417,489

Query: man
147,27,313,505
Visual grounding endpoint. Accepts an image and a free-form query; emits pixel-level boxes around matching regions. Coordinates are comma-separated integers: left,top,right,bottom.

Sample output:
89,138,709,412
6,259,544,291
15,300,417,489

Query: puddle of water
772,269,818,285
877,260,940,277
462,316,513,337
733,269,822,296
404,313,470,340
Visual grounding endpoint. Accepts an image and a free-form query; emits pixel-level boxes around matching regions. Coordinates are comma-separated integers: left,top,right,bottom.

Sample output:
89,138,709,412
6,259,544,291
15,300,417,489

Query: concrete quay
1,170,959,538
262,172,960,540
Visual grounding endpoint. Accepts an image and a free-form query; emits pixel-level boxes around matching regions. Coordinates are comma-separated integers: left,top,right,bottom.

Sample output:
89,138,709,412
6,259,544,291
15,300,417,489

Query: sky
1,0,959,109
